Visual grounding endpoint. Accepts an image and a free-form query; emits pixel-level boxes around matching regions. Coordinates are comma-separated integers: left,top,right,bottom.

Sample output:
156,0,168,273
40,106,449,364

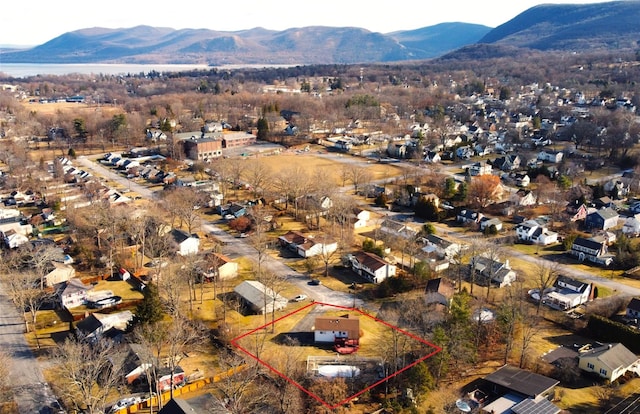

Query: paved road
0,286,59,413
78,156,366,309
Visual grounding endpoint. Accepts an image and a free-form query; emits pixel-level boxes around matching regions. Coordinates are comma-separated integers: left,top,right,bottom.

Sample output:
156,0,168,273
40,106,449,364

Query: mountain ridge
2,2,640,65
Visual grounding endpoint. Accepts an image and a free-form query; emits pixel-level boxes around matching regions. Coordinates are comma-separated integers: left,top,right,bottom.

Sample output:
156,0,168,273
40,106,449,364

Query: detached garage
234,280,288,315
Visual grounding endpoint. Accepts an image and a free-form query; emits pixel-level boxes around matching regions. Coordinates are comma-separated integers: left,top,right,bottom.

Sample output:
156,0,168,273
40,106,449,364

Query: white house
512,189,537,207
543,275,592,310
58,278,92,309
626,297,640,320
480,217,503,232
379,219,419,240
1,229,29,248
578,343,640,383
515,220,559,245
623,215,640,237
348,251,396,284
278,230,338,258
352,208,371,229
469,161,492,176
313,315,360,343
470,256,516,287
171,229,200,255
421,234,467,260
537,150,564,163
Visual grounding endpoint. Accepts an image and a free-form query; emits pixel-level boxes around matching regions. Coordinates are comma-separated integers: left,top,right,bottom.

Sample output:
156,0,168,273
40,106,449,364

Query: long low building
234,280,288,315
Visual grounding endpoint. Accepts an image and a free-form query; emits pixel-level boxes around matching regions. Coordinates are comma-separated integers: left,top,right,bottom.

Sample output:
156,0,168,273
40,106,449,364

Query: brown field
245,152,405,185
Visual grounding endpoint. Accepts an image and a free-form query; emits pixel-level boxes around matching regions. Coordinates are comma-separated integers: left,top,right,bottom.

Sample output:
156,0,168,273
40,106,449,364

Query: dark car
308,279,321,286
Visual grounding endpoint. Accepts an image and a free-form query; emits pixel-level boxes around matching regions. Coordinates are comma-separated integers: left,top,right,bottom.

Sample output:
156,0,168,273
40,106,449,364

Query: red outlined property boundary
231,301,442,409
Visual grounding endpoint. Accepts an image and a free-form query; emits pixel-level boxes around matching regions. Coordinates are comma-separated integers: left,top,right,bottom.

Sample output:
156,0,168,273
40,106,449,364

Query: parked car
292,294,308,302
308,279,321,286
109,396,142,413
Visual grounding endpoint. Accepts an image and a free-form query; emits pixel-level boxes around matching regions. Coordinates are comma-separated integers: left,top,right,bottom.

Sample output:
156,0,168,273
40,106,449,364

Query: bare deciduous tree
53,337,126,414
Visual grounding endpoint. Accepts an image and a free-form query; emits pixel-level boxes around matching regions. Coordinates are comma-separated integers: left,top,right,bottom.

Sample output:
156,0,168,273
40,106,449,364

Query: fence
121,364,246,413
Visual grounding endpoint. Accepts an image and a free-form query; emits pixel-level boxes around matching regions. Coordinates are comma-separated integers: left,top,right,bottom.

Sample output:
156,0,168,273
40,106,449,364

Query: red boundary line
231,301,442,409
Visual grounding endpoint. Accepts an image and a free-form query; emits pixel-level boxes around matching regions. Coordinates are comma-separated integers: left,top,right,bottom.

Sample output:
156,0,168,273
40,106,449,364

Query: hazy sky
0,0,616,46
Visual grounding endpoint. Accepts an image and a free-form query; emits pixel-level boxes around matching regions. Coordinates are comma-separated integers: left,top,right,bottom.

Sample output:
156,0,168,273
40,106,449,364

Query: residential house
456,145,473,159
456,209,484,226
218,203,247,219
58,278,92,309
585,208,619,231
480,216,503,232
492,155,521,172
1,229,29,248
622,214,640,237
123,343,157,385
387,141,410,159
379,219,419,240
425,277,455,306
537,150,564,163
470,255,516,287
313,314,360,343
593,196,617,210
424,151,441,163
233,280,288,315
514,173,530,188
469,161,492,176
511,189,537,207
352,208,371,229
570,236,614,266
348,251,396,284
0,215,33,237
75,310,134,342
625,297,640,320
515,220,558,245
202,252,239,281
481,365,560,414
44,261,76,287
278,230,338,258
421,234,466,260
567,202,588,222
335,139,352,152
603,179,628,199
578,343,640,383
483,364,559,401
171,229,200,256
543,275,593,310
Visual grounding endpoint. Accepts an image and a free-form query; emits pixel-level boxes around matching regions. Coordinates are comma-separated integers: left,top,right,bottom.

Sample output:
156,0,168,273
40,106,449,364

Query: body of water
0,63,299,78
0,63,211,78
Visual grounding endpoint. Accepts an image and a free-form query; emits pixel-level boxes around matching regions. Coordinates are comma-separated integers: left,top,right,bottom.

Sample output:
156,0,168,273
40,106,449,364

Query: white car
109,397,141,413
292,294,308,302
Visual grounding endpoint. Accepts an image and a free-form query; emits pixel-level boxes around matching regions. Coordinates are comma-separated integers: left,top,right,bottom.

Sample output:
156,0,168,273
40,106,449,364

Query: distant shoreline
0,63,301,78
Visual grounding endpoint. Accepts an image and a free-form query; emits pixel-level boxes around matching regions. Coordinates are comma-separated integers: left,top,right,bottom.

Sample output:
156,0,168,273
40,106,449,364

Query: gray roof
233,280,287,311
484,364,559,398
579,343,638,371
589,207,618,220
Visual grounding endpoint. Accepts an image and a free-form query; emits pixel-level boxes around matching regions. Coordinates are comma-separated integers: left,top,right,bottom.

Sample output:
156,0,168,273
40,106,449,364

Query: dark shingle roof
628,297,640,312
484,365,559,398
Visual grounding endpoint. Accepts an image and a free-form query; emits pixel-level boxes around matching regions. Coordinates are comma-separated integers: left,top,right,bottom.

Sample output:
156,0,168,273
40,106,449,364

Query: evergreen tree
134,282,164,325
257,117,269,140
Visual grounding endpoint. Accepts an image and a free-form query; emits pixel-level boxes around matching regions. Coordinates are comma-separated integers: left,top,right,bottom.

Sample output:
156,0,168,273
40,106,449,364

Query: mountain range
1,1,639,65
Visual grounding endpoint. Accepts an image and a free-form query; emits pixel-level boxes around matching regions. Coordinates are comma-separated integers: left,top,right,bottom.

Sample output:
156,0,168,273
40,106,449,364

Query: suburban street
0,286,60,413
76,155,365,308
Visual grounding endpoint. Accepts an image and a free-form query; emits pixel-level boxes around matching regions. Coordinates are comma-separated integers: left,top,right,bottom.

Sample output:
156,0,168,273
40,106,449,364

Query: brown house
313,314,360,343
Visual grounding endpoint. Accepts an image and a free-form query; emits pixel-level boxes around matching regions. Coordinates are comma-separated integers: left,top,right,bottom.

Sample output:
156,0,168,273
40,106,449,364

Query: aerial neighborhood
4,41,640,414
